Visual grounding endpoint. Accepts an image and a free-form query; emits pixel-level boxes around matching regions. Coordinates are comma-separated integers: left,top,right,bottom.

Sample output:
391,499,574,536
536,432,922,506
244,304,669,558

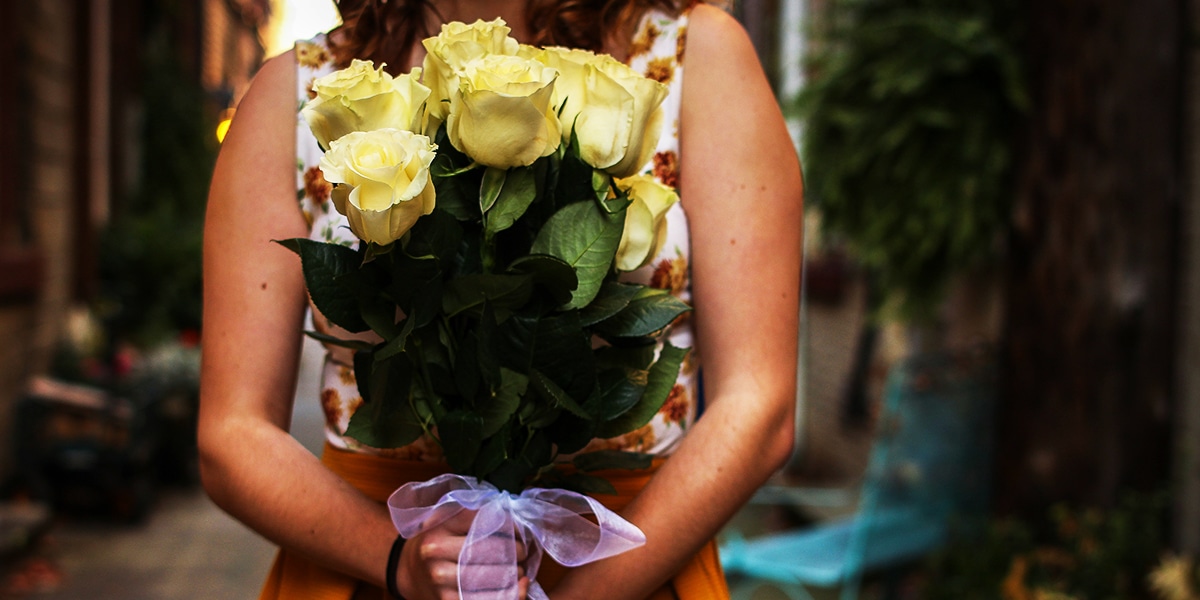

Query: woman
200,0,802,598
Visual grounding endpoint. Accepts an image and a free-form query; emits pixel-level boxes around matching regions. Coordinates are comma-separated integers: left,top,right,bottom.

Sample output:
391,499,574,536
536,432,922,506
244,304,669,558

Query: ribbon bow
388,474,646,600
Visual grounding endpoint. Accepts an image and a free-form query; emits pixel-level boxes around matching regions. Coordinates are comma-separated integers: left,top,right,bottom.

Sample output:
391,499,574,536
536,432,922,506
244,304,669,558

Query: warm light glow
264,0,341,58
216,108,236,143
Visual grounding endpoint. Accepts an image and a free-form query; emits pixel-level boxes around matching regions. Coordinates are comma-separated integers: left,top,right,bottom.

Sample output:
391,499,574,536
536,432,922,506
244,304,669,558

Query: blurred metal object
722,350,996,600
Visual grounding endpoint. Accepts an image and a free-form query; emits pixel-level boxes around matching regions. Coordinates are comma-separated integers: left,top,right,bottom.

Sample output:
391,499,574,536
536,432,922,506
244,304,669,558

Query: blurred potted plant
798,0,1027,430
800,0,1027,322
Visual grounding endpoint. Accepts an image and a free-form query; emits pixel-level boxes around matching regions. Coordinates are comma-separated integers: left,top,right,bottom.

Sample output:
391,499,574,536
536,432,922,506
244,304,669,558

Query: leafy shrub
800,0,1027,319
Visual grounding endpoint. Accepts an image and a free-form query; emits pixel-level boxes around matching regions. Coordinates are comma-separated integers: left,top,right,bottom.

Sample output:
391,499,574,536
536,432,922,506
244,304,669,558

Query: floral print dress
294,9,697,460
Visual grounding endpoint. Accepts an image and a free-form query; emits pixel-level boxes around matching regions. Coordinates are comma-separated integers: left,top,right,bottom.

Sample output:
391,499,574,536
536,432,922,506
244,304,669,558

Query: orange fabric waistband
261,444,728,600
319,443,663,510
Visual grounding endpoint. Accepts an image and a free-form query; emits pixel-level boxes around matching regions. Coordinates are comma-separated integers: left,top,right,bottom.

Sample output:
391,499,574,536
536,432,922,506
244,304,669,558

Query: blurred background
0,0,1195,598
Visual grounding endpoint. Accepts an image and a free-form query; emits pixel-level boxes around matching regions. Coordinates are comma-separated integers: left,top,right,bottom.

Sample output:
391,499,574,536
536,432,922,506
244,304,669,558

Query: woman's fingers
425,559,529,600
405,510,533,600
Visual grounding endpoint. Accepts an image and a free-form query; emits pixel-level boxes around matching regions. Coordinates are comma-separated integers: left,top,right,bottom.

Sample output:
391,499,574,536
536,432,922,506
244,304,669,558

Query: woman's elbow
196,414,242,508
764,405,796,472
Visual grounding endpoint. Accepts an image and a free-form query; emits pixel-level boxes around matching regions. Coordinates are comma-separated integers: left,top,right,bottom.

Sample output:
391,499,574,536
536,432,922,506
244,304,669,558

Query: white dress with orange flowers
294,9,697,461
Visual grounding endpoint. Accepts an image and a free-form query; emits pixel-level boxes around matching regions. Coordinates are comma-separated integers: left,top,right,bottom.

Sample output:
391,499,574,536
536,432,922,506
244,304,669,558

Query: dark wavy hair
329,0,712,74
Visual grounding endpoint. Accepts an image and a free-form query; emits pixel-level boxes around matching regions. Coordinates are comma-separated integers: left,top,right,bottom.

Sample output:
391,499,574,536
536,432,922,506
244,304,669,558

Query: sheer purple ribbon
388,473,646,600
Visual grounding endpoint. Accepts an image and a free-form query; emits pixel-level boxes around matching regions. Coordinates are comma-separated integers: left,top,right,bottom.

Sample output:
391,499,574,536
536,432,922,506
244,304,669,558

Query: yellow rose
422,19,520,127
614,175,678,271
319,129,437,245
302,59,430,149
446,54,562,169
538,47,668,178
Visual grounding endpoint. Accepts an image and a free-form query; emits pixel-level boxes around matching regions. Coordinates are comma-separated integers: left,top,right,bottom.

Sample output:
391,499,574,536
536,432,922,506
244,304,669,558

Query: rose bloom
614,174,678,271
537,47,668,178
302,59,430,149
319,129,437,245
446,53,561,169
422,18,520,128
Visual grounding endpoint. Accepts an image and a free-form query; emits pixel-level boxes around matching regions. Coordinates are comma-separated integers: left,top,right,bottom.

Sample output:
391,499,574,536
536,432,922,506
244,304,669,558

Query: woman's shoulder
684,4,757,66
241,50,297,114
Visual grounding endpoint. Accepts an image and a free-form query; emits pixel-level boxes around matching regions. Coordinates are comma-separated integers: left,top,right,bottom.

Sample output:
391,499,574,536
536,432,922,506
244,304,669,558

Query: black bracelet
386,534,407,599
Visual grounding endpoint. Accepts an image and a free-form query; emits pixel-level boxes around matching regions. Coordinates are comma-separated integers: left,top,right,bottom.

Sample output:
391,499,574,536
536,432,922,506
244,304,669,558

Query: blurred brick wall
0,0,83,479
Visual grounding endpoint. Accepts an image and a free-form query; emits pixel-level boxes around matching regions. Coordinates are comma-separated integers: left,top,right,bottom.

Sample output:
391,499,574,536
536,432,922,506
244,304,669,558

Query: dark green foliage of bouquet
283,127,689,494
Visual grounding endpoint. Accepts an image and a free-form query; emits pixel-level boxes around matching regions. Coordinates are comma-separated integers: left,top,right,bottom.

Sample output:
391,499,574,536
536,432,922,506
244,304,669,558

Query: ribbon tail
459,500,523,600
517,488,647,568
528,581,549,600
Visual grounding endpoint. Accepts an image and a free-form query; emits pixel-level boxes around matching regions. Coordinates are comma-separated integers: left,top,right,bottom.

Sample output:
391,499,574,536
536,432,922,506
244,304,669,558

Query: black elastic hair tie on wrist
386,534,406,599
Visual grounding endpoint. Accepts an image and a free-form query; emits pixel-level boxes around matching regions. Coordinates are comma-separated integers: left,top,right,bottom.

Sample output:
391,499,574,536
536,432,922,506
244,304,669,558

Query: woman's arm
551,5,804,599
199,51,485,600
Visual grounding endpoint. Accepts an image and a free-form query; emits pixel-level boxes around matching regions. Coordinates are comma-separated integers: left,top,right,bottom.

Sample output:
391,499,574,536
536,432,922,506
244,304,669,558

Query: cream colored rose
615,175,678,271
538,47,668,178
319,129,437,246
421,19,520,127
302,59,431,149
445,54,562,169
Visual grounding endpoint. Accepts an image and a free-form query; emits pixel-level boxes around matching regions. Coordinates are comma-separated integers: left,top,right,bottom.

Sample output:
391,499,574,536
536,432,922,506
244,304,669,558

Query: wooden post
997,0,1182,515
1175,0,1200,554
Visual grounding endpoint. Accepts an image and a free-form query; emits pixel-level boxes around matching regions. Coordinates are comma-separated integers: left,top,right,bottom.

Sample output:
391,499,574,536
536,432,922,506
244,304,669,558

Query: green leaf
530,201,624,309
453,331,483,402
373,317,416,362
480,368,526,437
432,169,479,222
544,411,596,455
344,353,424,448
480,167,506,214
558,473,618,496
578,282,642,326
432,159,480,178
507,254,578,308
592,169,613,206
598,173,631,214
593,367,648,421
530,369,590,419
405,209,464,266
353,348,373,410
472,426,510,480
594,344,657,371
359,295,401,340
597,342,688,438
518,397,561,429
486,457,537,494
554,129,595,209
529,313,596,402
438,411,484,474
485,166,537,236
442,274,533,318
594,287,692,339
275,238,368,332
572,450,653,472
344,401,425,448
303,330,375,352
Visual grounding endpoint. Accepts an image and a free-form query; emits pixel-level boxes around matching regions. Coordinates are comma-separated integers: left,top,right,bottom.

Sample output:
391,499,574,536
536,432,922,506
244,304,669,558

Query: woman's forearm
549,385,795,600
198,415,397,587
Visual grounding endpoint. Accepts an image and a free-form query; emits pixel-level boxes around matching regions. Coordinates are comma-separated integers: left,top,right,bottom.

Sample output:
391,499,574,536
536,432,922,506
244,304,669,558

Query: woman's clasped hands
400,509,531,600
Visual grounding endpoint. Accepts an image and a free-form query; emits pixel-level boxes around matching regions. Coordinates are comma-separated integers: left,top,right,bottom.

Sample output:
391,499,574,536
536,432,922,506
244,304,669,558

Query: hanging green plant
800,0,1028,320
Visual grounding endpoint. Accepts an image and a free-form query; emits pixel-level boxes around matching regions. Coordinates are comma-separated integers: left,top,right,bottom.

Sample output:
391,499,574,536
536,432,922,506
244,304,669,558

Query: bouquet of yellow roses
282,18,690,599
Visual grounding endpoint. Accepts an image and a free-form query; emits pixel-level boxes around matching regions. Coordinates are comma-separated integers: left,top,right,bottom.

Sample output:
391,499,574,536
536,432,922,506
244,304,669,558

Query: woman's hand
398,510,531,600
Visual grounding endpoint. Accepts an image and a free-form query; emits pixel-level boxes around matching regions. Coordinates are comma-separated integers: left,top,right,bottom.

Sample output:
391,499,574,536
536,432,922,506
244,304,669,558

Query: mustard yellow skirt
259,444,729,600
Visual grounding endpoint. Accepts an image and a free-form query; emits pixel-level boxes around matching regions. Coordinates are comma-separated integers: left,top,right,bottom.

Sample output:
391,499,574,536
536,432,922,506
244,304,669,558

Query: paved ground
8,490,276,599
1,338,327,600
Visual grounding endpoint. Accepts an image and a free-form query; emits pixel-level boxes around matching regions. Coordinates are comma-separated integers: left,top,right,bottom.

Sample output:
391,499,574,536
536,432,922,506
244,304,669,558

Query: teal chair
721,351,995,600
